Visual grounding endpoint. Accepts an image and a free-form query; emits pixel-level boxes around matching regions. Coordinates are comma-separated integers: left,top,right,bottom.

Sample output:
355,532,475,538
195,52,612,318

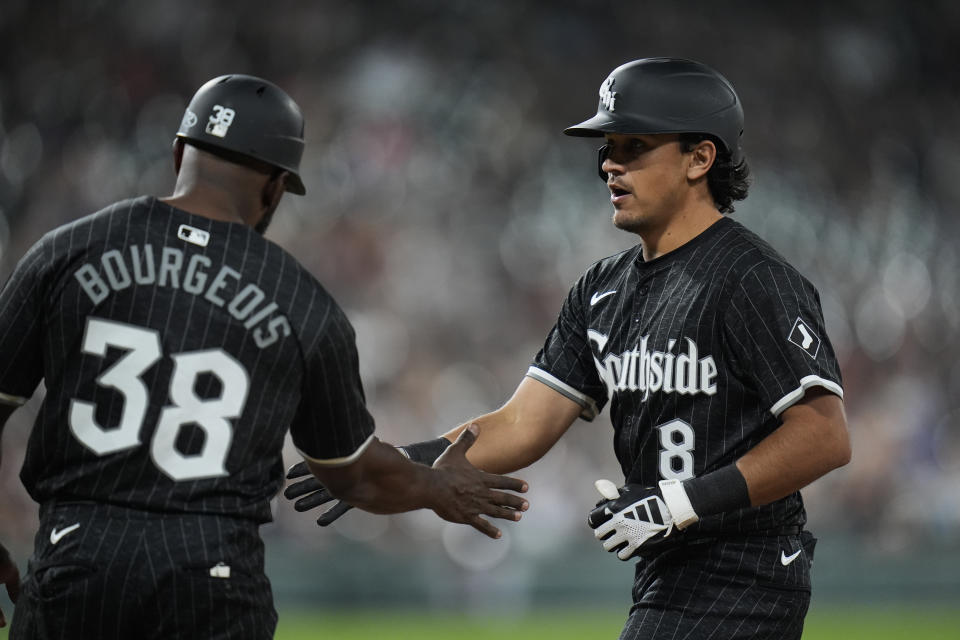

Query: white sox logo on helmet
599,77,618,111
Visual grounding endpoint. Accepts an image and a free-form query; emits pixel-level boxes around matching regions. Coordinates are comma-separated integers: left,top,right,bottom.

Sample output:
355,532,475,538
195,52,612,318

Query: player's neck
639,203,723,261
160,188,258,229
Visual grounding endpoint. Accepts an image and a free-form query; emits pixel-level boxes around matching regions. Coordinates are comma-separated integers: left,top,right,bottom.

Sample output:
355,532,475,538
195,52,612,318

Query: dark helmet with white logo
564,58,744,166
175,74,306,195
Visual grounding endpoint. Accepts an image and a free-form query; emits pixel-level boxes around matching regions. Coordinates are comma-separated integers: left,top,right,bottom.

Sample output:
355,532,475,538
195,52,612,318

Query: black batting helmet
176,74,306,195
565,58,744,166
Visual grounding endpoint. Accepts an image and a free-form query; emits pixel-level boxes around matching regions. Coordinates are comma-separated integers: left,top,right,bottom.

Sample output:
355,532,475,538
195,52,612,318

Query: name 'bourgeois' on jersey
527,217,843,535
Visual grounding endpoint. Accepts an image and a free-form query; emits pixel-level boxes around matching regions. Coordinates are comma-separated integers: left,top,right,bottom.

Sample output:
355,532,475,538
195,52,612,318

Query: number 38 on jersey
69,317,250,482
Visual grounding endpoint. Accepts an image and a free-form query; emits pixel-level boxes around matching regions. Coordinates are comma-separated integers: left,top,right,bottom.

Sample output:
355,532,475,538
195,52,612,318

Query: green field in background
273,607,960,639
2,605,958,638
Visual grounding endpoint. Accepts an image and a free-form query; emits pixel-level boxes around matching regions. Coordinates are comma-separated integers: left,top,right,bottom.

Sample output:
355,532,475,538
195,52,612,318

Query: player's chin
611,209,646,234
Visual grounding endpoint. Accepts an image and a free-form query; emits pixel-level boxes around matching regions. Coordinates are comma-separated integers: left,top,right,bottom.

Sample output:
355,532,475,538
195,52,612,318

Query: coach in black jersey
286,58,850,639
0,74,528,638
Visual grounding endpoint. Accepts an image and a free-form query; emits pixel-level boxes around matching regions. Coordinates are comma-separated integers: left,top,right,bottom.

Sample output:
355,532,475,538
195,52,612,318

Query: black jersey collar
634,216,734,269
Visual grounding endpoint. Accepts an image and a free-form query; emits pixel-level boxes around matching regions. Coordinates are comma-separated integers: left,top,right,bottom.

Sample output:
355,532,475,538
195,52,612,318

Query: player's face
601,133,689,234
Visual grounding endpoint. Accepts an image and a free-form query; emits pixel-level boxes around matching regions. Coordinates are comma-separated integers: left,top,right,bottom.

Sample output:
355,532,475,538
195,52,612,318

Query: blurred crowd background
1,0,958,618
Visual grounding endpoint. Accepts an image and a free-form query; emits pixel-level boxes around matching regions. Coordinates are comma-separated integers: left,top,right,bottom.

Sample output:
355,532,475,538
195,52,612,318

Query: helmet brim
285,174,306,196
563,113,618,137
563,112,669,138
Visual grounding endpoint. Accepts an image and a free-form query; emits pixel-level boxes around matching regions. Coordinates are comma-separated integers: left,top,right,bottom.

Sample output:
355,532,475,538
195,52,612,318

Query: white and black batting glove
284,437,452,526
588,465,752,560
587,478,700,561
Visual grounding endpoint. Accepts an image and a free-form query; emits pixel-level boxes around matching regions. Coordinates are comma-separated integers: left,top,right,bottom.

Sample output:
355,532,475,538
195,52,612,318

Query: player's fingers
283,476,325,500
602,531,628,552
286,461,311,479
316,501,353,527
594,519,617,540
447,423,478,455
486,490,529,511
594,479,620,500
588,504,613,528
617,542,639,561
480,504,525,522
480,473,528,493
468,515,501,540
293,490,336,512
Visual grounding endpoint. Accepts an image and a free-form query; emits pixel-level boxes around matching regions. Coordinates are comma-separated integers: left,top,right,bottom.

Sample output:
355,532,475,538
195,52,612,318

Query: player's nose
601,154,626,177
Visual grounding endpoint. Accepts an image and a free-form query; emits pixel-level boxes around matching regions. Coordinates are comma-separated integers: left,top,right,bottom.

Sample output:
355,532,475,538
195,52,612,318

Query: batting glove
284,437,451,526
587,478,699,560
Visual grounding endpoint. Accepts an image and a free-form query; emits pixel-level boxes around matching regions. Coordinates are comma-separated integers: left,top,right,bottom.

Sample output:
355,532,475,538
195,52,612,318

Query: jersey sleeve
0,239,49,406
289,304,376,465
527,275,607,420
722,262,843,417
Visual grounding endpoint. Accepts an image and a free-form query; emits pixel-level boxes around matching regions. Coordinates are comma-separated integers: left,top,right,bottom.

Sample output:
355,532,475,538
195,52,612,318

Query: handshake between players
288,460,699,562
287,432,699,560
300,424,528,540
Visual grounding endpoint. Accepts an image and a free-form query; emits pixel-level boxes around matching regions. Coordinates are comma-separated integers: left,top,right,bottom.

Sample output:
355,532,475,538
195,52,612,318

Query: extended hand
0,542,20,628
587,480,677,560
284,436,453,526
426,425,528,539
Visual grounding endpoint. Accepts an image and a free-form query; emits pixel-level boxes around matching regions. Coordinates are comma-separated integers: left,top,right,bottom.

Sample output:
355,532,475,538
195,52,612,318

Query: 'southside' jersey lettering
588,329,717,401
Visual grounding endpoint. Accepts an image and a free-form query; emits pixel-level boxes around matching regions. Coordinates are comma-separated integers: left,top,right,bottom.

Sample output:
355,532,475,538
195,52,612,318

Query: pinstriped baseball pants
10,502,276,640
619,532,816,640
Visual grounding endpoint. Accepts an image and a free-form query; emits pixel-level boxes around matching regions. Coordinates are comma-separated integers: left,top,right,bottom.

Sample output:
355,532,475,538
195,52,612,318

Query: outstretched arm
440,376,584,474
305,426,529,539
285,377,583,525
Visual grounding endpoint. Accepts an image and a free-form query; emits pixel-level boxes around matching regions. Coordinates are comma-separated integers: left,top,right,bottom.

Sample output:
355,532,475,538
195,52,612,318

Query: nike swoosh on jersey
50,523,81,545
590,290,617,306
780,549,802,566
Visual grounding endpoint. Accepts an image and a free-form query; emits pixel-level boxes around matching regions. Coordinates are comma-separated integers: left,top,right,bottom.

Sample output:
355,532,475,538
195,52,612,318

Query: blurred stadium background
1,1,959,637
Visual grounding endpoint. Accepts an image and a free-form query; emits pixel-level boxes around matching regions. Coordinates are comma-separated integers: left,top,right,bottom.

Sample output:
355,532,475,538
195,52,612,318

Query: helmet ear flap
598,144,610,181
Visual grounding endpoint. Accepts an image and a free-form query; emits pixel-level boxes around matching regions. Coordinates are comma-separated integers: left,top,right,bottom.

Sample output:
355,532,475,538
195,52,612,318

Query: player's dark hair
679,133,750,213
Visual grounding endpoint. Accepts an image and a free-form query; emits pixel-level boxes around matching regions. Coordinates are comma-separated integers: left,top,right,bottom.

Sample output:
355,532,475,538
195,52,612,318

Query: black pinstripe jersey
0,196,375,522
528,216,843,534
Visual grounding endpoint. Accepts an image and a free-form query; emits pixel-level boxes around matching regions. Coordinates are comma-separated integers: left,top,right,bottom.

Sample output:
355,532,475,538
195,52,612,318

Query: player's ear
686,139,716,181
171,139,186,175
261,170,288,210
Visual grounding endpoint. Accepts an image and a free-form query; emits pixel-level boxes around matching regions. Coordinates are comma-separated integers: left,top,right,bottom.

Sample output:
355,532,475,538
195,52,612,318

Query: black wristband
400,437,452,465
681,463,750,517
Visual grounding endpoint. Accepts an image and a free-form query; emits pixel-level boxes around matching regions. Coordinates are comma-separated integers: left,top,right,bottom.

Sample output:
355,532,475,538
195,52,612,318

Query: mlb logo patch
178,224,210,247
788,317,820,359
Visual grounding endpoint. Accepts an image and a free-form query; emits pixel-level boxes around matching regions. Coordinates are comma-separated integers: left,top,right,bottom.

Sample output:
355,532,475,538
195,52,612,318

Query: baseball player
0,74,528,639
286,58,851,638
